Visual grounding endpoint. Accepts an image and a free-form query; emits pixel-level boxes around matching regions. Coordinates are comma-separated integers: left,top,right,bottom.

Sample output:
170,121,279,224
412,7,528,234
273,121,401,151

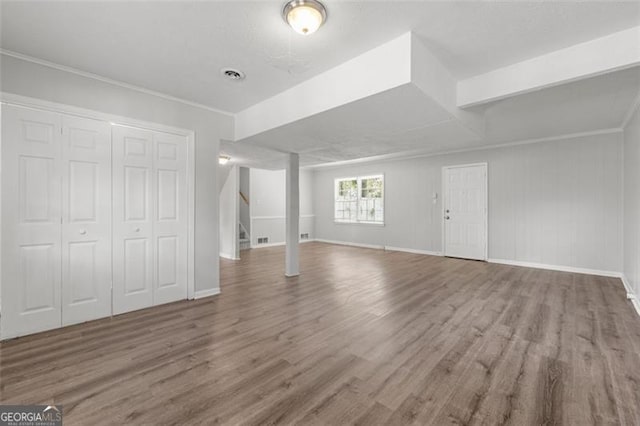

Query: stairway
239,223,251,251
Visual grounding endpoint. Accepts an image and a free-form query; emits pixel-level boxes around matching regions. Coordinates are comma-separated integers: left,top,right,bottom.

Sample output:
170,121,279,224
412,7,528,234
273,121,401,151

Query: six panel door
61,115,113,326
112,125,155,315
444,164,487,261
1,104,191,338
154,132,188,305
1,105,63,338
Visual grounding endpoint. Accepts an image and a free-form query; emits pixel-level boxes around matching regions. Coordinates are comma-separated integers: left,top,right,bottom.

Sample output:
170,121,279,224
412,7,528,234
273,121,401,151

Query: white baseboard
250,239,316,249
194,288,220,299
621,273,634,295
219,253,240,260
488,258,621,278
314,239,385,250
620,274,640,317
630,297,640,317
384,246,442,256
250,241,286,249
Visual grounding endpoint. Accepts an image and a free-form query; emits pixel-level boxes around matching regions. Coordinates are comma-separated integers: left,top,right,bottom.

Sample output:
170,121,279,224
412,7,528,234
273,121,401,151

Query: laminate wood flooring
1,242,640,425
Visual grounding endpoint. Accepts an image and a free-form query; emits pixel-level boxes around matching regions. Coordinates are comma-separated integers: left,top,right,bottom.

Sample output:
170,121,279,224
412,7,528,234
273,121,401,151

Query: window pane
336,176,383,223
361,177,382,198
335,179,358,221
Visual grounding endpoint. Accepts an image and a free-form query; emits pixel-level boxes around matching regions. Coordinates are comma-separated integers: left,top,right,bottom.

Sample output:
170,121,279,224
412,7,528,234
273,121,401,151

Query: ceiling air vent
220,68,246,81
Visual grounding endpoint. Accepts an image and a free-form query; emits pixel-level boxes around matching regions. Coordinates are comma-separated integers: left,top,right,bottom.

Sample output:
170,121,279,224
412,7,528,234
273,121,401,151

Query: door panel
153,132,188,305
123,238,150,294
61,115,112,325
112,126,154,315
444,164,487,261
1,105,63,338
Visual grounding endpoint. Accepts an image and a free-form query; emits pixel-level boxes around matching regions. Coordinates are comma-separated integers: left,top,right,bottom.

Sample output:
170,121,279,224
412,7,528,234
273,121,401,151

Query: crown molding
0,49,234,117
307,127,623,170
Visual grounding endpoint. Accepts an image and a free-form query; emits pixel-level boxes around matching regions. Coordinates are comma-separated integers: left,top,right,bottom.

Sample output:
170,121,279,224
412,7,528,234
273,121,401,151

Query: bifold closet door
1,105,63,337
61,116,112,326
112,126,188,315
112,126,155,315
153,132,188,305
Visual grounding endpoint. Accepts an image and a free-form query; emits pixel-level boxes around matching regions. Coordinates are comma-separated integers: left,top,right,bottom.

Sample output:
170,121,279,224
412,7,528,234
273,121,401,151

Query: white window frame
334,174,385,225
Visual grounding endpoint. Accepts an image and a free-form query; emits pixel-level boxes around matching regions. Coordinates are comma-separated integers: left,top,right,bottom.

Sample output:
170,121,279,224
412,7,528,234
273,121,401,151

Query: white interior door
153,132,188,305
112,126,154,315
1,105,63,338
61,116,112,325
443,164,487,261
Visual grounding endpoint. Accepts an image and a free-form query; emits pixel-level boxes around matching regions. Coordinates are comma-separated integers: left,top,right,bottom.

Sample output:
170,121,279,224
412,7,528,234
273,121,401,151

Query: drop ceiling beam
457,26,640,108
235,33,414,141
410,34,484,137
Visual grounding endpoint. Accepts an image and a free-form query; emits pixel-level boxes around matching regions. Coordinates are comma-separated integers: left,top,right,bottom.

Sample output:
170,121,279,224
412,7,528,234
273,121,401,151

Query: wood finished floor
1,242,640,425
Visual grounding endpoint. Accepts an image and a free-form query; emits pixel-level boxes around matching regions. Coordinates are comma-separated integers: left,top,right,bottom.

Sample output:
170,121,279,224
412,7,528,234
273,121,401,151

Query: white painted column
285,153,300,277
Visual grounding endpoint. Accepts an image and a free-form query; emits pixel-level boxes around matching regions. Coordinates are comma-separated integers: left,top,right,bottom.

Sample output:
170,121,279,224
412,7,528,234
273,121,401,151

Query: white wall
250,168,315,246
0,54,233,294
624,106,640,302
314,132,623,274
219,166,239,260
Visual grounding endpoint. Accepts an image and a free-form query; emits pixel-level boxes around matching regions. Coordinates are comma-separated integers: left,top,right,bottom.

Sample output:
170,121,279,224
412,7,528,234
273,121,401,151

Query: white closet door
61,116,112,325
112,126,154,315
1,105,63,338
153,132,188,305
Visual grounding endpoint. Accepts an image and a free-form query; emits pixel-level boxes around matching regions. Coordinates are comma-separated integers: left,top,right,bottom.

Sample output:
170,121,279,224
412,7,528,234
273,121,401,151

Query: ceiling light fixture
219,155,230,165
283,0,327,35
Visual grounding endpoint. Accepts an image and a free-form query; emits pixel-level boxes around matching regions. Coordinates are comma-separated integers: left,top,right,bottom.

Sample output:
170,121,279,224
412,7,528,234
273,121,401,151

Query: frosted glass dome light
283,0,327,35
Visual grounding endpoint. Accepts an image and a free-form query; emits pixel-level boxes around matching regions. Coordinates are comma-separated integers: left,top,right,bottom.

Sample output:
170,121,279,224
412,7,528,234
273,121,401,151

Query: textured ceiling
2,1,639,112
227,66,640,169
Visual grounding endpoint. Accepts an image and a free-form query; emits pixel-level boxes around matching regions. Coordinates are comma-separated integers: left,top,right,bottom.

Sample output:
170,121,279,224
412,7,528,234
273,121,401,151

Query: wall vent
257,237,269,244
300,233,309,240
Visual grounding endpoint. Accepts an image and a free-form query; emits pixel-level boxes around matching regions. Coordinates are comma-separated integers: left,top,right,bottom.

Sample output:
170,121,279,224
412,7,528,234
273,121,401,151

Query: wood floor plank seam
1,242,639,425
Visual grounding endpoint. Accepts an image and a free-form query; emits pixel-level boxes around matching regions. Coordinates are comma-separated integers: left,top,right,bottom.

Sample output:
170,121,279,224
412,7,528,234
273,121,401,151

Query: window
334,175,384,224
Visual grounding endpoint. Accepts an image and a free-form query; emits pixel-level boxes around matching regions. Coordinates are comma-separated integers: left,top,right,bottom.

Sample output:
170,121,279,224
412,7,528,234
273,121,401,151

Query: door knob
445,216,450,220
135,227,141,232
446,209,450,213
79,229,87,235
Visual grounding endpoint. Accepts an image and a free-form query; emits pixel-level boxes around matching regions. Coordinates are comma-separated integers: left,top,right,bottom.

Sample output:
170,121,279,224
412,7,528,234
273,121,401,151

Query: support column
285,153,300,277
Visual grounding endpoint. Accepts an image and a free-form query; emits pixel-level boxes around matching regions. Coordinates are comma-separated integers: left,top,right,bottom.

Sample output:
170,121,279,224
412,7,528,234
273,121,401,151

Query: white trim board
314,239,385,250
308,128,622,170
621,274,635,296
630,298,640,318
250,239,315,249
1,49,233,117
621,274,640,317
488,258,621,278
384,246,442,257
219,253,240,261
251,215,315,220
315,240,443,256
194,288,221,300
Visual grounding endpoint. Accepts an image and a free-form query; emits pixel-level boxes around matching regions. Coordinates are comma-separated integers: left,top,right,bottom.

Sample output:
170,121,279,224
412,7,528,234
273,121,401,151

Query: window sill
333,220,385,227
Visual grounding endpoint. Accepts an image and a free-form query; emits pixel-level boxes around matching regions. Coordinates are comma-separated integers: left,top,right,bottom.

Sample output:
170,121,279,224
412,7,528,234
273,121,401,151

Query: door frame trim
0,92,197,307
441,162,488,261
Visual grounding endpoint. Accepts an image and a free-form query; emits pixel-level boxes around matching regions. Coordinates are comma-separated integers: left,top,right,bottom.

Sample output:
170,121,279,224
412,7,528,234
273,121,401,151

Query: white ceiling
226,66,640,168
2,1,639,169
2,1,639,113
